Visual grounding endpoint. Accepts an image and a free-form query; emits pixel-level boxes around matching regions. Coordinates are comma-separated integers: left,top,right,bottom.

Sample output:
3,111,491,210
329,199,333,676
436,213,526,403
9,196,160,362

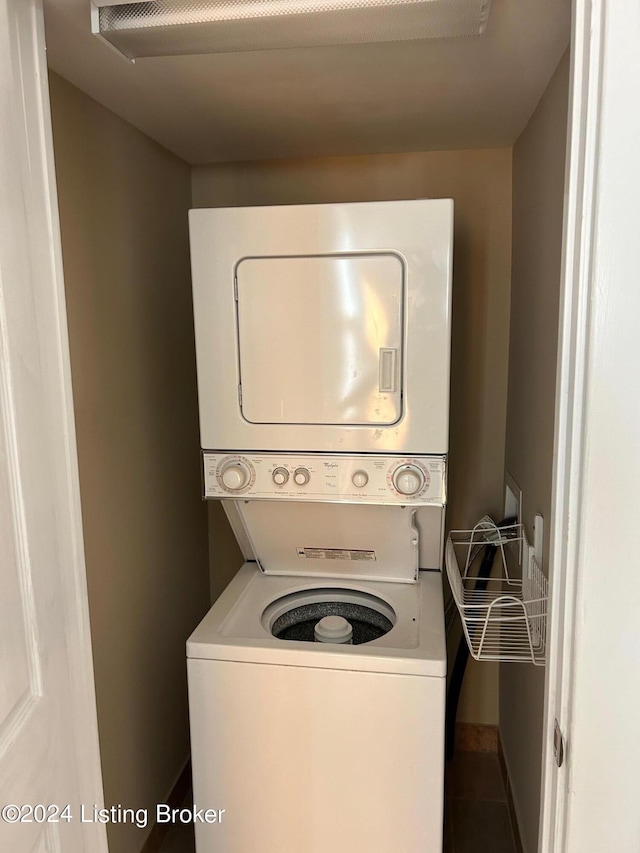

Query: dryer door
236,253,404,426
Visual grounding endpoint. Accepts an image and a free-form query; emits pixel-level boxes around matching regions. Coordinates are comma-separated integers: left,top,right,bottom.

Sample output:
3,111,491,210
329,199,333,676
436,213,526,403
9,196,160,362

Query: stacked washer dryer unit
187,199,453,853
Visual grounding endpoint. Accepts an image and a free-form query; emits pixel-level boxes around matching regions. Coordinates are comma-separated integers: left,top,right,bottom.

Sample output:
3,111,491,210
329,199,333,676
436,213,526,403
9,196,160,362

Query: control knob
272,467,289,486
293,467,310,486
220,459,252,492
393,464,425,496
352,470,369,489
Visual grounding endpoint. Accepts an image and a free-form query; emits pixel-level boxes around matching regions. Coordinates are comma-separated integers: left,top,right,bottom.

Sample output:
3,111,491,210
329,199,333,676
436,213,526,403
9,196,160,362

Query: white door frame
538,0,603,846
541,1,640,850
0,1,107,850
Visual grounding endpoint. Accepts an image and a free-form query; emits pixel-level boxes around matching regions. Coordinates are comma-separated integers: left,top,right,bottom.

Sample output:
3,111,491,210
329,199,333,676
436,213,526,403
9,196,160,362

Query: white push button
352,470,369,488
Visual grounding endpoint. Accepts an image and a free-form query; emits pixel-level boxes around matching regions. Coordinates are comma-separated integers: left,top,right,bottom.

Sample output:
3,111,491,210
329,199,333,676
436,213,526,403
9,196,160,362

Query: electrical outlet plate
533,513,544,565
504,472,523,564
504,472,522,523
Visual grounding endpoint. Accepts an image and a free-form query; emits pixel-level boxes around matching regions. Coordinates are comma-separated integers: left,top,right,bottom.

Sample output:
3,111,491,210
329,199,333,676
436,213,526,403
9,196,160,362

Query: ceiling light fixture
91,0,492,60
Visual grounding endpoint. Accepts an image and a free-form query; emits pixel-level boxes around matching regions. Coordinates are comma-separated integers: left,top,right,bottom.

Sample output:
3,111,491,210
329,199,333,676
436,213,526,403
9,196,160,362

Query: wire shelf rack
445,518,548,665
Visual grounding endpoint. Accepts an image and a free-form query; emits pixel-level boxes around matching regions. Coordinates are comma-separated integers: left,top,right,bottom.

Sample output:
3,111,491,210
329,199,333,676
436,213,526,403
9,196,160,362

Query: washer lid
235,501,419,583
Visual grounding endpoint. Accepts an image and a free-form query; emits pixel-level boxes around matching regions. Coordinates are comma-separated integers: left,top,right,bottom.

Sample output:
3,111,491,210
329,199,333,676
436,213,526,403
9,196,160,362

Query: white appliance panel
236,254,403,425
203,451,446,505
416,505,447,570
237,501,419,582
221,501,446,570
189,199,453,454
188,658,445,853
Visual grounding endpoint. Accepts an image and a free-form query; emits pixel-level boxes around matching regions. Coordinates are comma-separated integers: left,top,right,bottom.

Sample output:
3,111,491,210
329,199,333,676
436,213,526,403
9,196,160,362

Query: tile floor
159,751,517,853
444,751,517,853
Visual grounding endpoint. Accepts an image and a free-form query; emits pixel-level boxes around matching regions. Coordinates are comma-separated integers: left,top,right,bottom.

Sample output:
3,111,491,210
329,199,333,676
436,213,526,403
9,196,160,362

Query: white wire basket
445,518,548,665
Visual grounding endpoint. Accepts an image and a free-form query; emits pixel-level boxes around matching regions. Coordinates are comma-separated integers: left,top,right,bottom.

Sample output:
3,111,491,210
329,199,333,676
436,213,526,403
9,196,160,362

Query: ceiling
43,0,571,165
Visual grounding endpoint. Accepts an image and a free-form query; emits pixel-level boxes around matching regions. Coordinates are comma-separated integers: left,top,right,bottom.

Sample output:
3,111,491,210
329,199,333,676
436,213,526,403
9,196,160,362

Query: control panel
203,452,446,506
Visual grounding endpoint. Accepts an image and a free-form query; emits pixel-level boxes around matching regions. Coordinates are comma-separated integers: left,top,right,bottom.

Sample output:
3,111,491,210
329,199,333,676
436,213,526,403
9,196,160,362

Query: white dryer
186,200,453,853
189,199,453,455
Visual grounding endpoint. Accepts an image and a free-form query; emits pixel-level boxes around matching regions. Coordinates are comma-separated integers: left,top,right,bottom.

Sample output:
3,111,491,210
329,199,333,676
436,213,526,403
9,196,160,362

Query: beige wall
192,149,513,723
49,73,210,853
207,501,244,602
500,52,570,853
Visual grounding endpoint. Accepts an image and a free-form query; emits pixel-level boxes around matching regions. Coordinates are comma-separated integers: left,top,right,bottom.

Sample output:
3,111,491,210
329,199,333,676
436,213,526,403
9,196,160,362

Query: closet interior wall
46,43,569,853
49,72,211,853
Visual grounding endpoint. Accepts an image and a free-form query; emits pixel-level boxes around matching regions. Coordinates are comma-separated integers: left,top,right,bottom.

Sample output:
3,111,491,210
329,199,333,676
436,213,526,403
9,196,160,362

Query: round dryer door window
262,588,395,646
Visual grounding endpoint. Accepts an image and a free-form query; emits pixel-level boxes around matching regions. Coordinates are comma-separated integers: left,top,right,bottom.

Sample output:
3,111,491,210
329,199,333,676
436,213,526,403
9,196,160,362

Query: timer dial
392,464,425,496
219,459,252,492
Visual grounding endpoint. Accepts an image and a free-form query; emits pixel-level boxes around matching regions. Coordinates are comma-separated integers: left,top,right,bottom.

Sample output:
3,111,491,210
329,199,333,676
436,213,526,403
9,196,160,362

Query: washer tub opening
262,587,396,645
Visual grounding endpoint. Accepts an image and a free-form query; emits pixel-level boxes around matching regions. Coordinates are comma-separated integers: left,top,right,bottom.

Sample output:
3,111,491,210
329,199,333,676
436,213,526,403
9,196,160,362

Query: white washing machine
188,564,446,853
187,200,453,852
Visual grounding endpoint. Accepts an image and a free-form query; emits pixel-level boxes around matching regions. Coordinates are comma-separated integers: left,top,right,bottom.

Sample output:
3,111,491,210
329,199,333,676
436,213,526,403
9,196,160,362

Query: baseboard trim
454,722,498,753
497,735,525,853
140,759,192,853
